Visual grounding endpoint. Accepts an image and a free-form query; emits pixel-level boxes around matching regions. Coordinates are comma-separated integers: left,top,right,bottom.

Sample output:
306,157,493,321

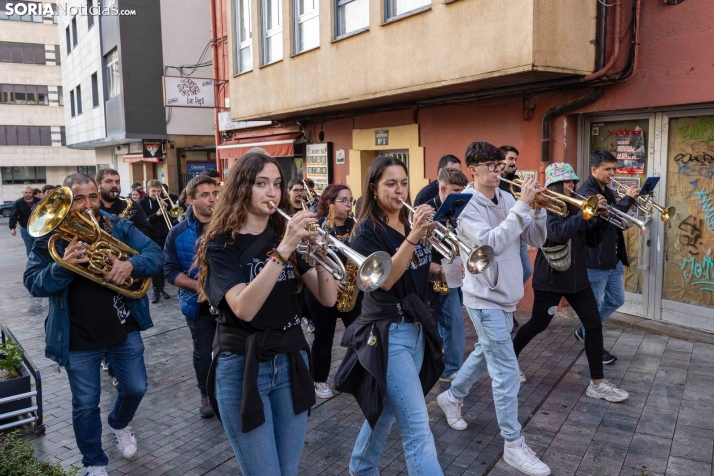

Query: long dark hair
316,184,350,219
195,152,292,302
356,156,410,231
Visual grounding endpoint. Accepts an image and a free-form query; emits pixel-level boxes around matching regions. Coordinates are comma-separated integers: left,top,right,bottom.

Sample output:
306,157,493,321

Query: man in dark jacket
413,154,462,206
164,175,218,418
96,168,152,237
139,179,173,303
24,173,164,475
575,150,639,365
9,185,41,256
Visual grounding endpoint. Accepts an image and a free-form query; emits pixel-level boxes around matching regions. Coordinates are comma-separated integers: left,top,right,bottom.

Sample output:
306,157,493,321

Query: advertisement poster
616,129,645,174
306,143,332,193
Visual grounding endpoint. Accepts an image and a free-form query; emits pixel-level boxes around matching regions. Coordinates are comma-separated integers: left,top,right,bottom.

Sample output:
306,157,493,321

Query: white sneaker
314,382,333,399
503,436,551,476
100,361,109,371
113,426,137,459
112,377,118,387
519,370,527,384
85,467,108,476
586,380,629,402
437,390,467,430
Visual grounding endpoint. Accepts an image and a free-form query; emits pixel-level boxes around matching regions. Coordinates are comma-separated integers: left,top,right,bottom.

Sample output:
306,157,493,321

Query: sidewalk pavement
1,226,714,475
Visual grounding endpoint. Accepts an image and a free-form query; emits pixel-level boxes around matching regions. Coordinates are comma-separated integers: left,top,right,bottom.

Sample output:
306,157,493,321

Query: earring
374,195,377,200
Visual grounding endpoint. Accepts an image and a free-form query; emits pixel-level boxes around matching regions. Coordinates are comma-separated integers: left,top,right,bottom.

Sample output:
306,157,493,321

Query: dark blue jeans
20,226,35,257
186,313,217,396
64,331,148,467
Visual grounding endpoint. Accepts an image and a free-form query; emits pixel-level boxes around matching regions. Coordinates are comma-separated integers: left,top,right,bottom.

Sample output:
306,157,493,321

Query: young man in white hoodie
437,141,551,476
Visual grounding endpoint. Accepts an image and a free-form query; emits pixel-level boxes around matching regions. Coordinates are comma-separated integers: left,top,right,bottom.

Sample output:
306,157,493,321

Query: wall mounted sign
336,149,346,165
218,112,271,132
306,143,333,193
142,139,164,159
163,76,215,108
375,130,389,146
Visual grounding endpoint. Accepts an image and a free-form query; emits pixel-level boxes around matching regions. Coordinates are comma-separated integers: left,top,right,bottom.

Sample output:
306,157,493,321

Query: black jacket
576,176,635,269
138,196,172,241
533,210,608,294
414,180,439,206
9,197,40,229
101,199,152,237
334,292,444,428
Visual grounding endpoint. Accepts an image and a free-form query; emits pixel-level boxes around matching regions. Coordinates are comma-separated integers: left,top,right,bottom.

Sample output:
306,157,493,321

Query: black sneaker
603,350,618,365
160,290,171,299
151,291,160,304
573,328,585,344
199,396,215,418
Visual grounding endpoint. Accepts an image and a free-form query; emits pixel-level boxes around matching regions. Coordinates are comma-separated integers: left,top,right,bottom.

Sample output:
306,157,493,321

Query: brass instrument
432,281,449,294
28,187,151,299
398,197,494,275
573,192,652,233
611,178,674,222
161,189,184,219
117,197,136,220
302,180,316,202
499,172,600,220
322,204,360,312
269,201,392,292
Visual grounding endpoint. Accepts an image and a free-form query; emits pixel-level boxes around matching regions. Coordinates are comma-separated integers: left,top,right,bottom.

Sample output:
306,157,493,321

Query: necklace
241,225,263,234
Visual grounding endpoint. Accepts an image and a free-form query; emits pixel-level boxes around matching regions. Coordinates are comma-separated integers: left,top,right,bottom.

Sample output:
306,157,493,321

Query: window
33,44,45,64
0,42,46,64
0,1,43,22
58,86,63,106
261,0,283,65
37,86,48,105
77,166,96,175
70,89,75,116
234,0,252,73
14,85,26,104
385,0,429,20
87,0,94,28
40,127,51,145
0,42,10,62
25,86,37,104
294,0,319,53
91,73,99,107
55,45,61,65
1,166,47,184
60,127,66,146
335,0,368,38
0,127,52,147
71,17,78,46
76,85,83,114
105,49,120,99
66,27,71,54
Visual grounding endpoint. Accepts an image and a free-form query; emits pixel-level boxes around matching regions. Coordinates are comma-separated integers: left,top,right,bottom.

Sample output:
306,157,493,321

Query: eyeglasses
477,162,507,172
335,198,354,205
290,188,305,194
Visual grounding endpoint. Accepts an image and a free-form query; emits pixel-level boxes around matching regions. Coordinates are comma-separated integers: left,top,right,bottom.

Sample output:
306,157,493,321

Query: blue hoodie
163,208,203,319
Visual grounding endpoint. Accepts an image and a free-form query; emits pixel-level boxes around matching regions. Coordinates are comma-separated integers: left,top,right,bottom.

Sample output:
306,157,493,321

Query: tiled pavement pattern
1,220,714,475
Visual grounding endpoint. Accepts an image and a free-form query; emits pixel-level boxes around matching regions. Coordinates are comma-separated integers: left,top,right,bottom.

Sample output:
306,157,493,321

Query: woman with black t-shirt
195,152,337,476
335,156,446,475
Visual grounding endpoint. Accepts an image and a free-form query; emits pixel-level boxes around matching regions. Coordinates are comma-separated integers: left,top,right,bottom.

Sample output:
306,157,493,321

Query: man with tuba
139,179,175,303
97,168,152,237
436,141,551,476
23,173,164,476
573,150,639,365
424,167,468,384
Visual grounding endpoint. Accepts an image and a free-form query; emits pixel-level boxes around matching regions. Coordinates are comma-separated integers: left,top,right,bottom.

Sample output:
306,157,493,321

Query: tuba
28,187,151,299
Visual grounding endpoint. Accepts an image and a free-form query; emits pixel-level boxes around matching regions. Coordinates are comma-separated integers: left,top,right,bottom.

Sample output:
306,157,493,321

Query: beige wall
228,0,596,121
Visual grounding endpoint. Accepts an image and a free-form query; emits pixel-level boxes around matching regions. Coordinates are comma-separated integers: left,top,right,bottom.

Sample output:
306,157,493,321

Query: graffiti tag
677,119,714,142
681,256,714,292
694,187,714,237
678,215,703,255
674,152,714,164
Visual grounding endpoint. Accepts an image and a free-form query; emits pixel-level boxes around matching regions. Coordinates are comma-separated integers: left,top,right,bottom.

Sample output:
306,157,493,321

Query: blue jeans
582,261,626,336
64,331,148,467
520,240,532,284
450,308,521,442
20,226,35,257
350,321,443,476
215,351,309,476
439,288,465,378
186,313,217,396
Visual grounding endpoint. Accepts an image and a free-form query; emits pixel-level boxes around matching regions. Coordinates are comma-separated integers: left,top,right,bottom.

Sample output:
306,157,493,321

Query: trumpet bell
465,246,495,274
168,206,184,219
28,187,99,242
581,196,600,220
356,251,392,292
660,206,675,222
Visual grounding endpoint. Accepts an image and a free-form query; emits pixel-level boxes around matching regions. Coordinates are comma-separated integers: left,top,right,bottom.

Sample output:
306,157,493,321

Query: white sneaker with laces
519,370,527,384
437,390,467,430
113,426,137,459
503,436,551,476
314,382,333,399
85,466,108,476
586,380,629,402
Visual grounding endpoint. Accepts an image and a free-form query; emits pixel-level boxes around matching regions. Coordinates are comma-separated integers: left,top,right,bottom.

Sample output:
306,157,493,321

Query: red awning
123,155,160,163
217,132,302,168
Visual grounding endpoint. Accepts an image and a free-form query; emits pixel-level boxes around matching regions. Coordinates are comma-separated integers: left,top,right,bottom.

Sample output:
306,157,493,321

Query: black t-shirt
204,229,312,332
351,219,432,301
68,275,140,351
317,217,355,265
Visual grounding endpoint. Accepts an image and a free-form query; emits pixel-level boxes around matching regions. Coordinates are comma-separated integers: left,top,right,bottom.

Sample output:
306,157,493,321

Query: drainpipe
209,0,222,178
583,0,622,82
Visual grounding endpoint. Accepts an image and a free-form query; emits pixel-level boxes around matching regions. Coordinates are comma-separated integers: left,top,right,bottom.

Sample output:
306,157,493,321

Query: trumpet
573,192,652,232
611,178,675,222
268,201,392,292
499,172,600,220
397,198,494,275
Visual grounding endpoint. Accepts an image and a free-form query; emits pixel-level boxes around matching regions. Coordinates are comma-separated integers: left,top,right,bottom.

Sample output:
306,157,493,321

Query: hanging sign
163,76,215,108
306,143,333,193
142,139,164,159
616,129,645,174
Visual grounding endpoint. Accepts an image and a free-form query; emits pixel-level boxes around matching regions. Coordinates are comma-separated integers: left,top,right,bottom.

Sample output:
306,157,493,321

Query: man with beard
96,169,152,237
9,185,41,256
24,173,164,476
139,180,174,303
287,178,308,215
163,175,219,417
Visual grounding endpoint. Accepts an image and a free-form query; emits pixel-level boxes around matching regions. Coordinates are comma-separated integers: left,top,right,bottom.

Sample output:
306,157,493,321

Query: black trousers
186,313,217,396
513,287,604,380
151,237,166,291
305,289,360,383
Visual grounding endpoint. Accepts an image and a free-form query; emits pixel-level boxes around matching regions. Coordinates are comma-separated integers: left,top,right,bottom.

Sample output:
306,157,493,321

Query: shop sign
336,149,346,165
218,112,271,132
142,139,164,159
306,143,332,193
375,130,389,146
616,129,645,174
163,76,215,108
187,162,217,175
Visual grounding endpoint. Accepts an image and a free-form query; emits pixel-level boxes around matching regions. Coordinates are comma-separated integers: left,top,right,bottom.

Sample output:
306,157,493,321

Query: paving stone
665,456,712,476
623,433,672,474
669,424,714,464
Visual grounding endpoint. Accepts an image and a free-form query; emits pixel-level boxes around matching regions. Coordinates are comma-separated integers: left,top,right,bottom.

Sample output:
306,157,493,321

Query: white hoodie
456,185,547,312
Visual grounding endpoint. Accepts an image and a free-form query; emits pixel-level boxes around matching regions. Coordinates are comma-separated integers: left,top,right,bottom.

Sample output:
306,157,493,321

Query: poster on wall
616,129,645,174
306,143,333,193
612,177,640,218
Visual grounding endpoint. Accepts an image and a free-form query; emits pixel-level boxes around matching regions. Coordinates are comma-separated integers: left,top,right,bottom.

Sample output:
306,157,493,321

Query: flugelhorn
573,192,652,232
611,178,674,222
397,198,494,275
268,201,392,292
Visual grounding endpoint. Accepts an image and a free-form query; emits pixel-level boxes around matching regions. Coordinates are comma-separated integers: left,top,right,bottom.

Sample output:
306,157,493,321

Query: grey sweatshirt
456,185,547,312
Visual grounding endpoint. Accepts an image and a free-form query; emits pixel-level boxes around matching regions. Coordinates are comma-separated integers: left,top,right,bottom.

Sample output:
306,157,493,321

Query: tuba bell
28,187,151,299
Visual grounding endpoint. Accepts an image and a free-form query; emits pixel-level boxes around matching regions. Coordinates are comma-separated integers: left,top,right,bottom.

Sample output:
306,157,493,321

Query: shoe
503,436,551,476
437,390,467,430
519,370,527,384
112,377,118,387
307,321,315,333
314,382,334,399
112,426,137,459
586,380,629,402
603,350,618,365
84,467,108,476
151,291,160,304
573,328,585,344
439,372,457,383
160,290,170,299
100,361,109,371
199,396,215,418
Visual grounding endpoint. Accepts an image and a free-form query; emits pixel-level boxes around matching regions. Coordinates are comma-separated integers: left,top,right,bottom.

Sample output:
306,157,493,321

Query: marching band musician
335,155,445,475
512,163,629,403
24,173,164,476
139,180,174,303
305,184,361,399
96,168,152,237
195,152,337,475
